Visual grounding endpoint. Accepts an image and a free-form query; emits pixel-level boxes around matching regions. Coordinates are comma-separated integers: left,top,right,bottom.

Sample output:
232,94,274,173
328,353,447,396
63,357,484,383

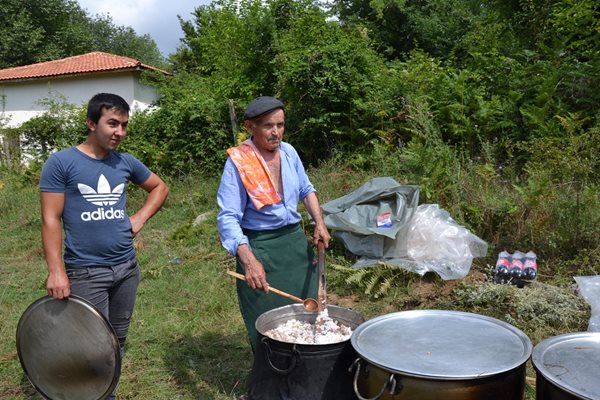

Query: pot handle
261,337,300,375
350,358,400,400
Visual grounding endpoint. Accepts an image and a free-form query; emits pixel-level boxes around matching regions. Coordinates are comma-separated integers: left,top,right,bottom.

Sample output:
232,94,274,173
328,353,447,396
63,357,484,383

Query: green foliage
379,93,463,205
164,0,394,167
124,74,232,175
332,0,533,61
0,0,85,67
174,0,278,94
162,0,600,181
550,0,600,55
274,12,388,162
0,0,165,69
0,128,21,170
552,247,600,285
330,262,415,298
519,122,600,258
451,281,589,343
16,96,87,161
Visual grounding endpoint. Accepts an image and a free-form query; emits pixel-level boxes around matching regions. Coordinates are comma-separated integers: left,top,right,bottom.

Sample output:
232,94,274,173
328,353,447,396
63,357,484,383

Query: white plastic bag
574,275,600,332
353,204,488,280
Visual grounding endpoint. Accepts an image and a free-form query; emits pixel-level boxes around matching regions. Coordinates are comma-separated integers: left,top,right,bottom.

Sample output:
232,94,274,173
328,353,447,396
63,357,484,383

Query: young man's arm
129,172,169,236
41,192,70,299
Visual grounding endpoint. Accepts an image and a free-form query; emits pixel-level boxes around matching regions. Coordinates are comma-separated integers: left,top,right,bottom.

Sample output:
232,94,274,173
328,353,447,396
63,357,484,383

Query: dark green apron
236,223,317,349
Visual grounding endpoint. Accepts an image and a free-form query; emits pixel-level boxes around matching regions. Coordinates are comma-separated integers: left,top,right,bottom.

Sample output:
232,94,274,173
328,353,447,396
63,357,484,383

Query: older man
217,96,330,348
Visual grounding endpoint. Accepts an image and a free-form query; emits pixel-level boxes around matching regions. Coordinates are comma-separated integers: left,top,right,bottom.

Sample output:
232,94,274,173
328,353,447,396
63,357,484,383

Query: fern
330,262,413,297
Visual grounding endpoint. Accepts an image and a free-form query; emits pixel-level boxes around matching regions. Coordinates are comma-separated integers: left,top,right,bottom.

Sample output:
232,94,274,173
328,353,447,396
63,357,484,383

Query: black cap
243,96,285,120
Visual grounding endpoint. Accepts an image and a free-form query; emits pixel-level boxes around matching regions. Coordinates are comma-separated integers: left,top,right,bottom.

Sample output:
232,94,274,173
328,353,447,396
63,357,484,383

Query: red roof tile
0,51,171,81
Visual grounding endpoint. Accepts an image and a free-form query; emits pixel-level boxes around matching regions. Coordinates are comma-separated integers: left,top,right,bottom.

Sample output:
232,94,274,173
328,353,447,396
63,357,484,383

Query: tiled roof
0,51,171,81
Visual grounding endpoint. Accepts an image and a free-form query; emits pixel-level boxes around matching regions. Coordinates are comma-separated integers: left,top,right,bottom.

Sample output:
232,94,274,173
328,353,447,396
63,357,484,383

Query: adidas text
81,207,126,221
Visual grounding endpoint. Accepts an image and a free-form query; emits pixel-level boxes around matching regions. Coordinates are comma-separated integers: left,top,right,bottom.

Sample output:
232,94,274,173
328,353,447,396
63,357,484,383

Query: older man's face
247,109,285,153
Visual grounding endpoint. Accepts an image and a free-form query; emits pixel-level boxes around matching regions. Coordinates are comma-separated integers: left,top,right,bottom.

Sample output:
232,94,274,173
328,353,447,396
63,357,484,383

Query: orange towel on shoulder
226,139,281,209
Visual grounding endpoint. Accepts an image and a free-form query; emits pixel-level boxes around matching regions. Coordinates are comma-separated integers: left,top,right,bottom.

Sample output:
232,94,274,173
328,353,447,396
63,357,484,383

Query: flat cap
243,96,285,120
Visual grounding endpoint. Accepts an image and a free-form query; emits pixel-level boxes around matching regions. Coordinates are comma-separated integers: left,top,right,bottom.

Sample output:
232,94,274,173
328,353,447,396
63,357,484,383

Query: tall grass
0,173,254,400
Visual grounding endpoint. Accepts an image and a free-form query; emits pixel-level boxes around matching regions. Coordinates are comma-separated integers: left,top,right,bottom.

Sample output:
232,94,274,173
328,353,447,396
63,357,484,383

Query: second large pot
350,310,533,400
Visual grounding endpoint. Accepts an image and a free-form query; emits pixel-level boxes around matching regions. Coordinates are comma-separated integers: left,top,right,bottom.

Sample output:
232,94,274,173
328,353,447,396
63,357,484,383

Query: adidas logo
78,174,124,206
78,175,126,221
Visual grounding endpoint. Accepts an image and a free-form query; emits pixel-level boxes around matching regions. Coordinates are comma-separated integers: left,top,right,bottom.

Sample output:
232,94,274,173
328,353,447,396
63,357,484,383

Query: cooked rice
265,309,353,344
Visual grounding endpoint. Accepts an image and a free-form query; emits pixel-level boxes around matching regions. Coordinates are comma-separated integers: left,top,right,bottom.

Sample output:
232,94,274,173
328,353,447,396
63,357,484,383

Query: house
0,51,171,128
0,51,171,164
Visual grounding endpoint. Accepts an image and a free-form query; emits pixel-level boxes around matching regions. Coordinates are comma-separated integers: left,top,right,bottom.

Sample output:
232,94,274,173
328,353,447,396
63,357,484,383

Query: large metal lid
16,295,120,400
351,310,532,379
532,332,600,399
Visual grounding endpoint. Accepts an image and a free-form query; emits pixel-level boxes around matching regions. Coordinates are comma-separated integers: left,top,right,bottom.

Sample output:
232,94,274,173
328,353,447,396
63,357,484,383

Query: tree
0,0,88,68
172,0,278,96
0,0,165,69
274,8,389,162
331,0,486,60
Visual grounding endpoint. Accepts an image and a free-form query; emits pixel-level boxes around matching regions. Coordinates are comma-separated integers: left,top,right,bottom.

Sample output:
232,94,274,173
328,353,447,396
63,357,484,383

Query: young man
40,93,169,399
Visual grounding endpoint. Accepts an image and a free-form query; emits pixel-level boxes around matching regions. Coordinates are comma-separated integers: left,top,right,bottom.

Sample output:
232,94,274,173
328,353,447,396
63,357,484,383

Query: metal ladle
227,270,319,312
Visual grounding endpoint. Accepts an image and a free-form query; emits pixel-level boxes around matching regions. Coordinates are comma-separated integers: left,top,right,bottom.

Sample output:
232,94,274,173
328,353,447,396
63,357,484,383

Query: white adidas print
78,174,125,206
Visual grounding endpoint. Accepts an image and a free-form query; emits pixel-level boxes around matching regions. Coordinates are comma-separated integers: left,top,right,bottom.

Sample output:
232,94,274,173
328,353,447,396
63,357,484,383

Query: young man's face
87,107,129,151
246,109,285,153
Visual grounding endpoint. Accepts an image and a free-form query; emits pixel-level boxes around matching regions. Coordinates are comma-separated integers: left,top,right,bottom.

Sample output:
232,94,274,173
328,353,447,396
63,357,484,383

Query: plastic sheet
574,275,600,332
321,177,420,259
352,204,488,280
320,177,487,280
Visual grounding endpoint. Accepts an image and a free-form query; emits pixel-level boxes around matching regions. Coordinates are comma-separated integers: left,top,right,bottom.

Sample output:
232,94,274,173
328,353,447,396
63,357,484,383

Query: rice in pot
265,309,353,344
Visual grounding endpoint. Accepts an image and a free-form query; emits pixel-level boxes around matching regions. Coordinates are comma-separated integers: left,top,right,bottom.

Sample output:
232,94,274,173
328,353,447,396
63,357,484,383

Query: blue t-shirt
40,147,151,267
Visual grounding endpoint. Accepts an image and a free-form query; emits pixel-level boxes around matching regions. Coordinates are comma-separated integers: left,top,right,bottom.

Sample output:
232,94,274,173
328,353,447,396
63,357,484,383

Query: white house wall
133,78,159,112
0,71,159,128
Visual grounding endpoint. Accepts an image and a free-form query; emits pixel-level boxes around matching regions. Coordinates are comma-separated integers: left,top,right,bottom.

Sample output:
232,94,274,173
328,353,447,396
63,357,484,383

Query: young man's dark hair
86,93,131,124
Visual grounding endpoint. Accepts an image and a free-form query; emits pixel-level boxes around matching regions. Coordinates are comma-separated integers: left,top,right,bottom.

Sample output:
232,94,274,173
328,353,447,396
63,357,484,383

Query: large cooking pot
16,295,120,400
350,310,532,400
248,304,365,400
532,332,600,400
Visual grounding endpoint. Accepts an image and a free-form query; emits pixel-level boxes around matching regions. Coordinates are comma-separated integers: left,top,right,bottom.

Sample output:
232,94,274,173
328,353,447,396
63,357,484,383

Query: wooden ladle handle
226,270,305,303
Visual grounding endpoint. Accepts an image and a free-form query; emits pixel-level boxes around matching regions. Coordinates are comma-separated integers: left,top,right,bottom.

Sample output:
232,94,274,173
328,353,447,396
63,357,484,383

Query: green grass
0,169,592,400
1,174,253,400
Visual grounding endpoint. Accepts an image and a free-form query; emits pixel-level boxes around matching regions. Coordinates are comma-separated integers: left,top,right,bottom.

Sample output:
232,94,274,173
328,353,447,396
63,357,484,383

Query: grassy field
0,170,591,400
0,174,255,400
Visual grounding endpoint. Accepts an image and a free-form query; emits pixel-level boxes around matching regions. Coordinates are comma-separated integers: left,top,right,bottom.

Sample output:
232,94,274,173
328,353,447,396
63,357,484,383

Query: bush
16,97,86,161
124,74,233,176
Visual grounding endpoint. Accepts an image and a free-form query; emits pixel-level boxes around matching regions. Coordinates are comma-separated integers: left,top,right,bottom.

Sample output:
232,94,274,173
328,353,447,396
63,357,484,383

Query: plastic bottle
494,251,511,283
522,251,538,282
509,251,525,287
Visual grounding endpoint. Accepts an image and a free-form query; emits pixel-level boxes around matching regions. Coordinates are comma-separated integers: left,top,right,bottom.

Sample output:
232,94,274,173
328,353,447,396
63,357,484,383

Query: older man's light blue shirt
217,142,316,256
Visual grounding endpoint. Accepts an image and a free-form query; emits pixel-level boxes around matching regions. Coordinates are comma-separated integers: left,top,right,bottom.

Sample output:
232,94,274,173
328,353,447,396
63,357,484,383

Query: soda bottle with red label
509,251,525,287
522,251,538,282
494,251,511,283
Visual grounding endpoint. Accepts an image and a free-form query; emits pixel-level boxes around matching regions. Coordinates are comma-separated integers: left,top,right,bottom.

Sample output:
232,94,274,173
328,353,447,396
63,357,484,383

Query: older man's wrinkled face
246,109,285,153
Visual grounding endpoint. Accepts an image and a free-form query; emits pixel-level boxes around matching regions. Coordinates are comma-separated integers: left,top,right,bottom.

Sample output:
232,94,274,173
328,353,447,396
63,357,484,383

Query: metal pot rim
351,309,532,379
16,295,120,400
532,331,600,399
255,304,365,346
